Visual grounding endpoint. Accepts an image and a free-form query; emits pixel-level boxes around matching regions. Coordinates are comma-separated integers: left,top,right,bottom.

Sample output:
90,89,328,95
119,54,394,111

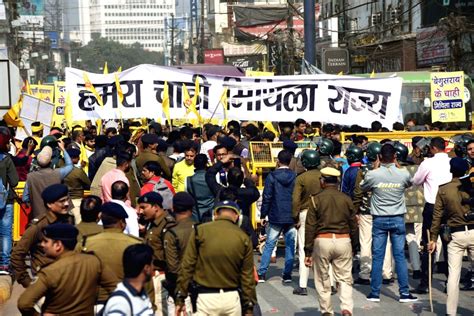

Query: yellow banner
52,81,67,127
431,72,465,123
30,84,54,103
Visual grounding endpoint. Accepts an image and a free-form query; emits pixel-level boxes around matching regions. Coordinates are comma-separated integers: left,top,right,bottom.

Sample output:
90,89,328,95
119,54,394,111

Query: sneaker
293,287,308,296
412,270,421,279
399,293,418,303
354,277,370,285
282,274,292,283
366,293,380,302
257,274,266,283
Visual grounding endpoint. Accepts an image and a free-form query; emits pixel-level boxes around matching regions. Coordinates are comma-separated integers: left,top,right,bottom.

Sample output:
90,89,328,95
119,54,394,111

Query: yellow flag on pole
264,121,279,137
103,62,109,74
337,71,344,76
114,74,124,105
220,87,229,126
83,72,104,106
370,70,375,78
64,93,73,128
25,80,32,95
182,81,201,122
162,81,171,126
117,66,122,73
3,96,24,127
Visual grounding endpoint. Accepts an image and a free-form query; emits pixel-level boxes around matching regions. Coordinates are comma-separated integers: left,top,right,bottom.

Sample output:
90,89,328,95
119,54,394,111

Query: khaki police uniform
136,149,172,180
305,169,358,315
353,166,393,282
11,212,74,287
83,227,142,303
64,166,91,223
175,217,257,316
144,211,176,313
292,168,322,290
163,216,195,315
75,221,103,250
430,178,474,315
17,251,118,315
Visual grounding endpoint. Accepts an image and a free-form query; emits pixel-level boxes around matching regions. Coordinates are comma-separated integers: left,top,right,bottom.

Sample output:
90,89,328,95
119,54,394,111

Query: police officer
11,184,74,288
17,223,118,315
175,200,257,316
292,150,322,296
138,191,176,313
429,157,474,315
83,202,142,311
163,192,196,314
318,138,336,170
304,167,358,316
352,142,393,285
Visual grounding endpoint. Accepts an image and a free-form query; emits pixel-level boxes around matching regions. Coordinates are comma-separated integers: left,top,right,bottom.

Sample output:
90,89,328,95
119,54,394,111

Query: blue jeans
0,204,13,266
258,223,296,276
370,215,410,296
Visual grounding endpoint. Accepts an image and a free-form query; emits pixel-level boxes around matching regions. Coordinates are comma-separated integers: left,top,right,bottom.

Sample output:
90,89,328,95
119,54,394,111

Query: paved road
1,252,473,315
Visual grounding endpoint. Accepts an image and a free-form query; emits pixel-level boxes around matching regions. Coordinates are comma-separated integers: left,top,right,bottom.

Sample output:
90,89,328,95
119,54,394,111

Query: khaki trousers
313,236,353,314
405,223,422,271
446,229,474,315
71,198,82,224
297,210,310,288
152,273,167,315
196,290,241,316
359,214,393,280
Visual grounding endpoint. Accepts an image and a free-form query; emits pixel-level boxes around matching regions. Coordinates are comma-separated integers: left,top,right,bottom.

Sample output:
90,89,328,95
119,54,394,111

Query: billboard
322,48,350,74
204,49,224,65
17,0,44,16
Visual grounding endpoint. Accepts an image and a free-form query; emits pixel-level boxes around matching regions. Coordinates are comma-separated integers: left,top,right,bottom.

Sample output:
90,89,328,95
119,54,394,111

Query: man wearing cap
136,133,171,181
428,157,474,315
30,121,44,145
64,148,91,223
17,223,118,315
138,191,176,312
304,167,358,316
83,202,142,311
163,192,196,314
11,184,75,288
175,200,257,316
23,140,74,220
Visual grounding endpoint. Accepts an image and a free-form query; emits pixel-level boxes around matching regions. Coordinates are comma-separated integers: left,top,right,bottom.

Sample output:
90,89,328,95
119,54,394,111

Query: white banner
16,94,54,140
65,65,403,129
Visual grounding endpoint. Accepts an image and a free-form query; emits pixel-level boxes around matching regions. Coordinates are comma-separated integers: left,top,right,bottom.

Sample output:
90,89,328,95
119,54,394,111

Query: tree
76,37,164,72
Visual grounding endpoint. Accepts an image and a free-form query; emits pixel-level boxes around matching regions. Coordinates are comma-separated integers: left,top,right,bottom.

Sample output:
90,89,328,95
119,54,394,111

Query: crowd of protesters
0,117,472,315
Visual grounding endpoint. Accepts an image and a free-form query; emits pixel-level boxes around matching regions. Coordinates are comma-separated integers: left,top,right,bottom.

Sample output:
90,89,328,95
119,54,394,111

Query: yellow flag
264,121,279,137
3,96,24,127
96,119,102,135
162,81,171,126
82,72,104,106
115,74,124,105
182,82,201,122
370,70,375,78
25,80,32,95
80,142,89,174
64,93,73,128
337,71,344,76
103,62,109,74
220,87,228,127
117,66,122,73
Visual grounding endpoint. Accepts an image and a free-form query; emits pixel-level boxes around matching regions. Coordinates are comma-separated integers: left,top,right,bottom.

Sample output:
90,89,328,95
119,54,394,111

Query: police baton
427,229,433,313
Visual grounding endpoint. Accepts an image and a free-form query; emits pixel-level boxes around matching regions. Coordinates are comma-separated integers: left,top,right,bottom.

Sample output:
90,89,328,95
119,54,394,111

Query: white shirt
200,140,217,161
412,152,452,204
110,199,140,237
102,281,154,316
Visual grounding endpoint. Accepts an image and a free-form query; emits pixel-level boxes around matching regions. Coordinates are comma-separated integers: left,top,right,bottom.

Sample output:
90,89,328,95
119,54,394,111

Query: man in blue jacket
258,150,296,283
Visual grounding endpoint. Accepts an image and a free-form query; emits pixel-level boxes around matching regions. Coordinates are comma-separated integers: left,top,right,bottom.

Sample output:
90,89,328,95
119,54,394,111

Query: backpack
0,176,9,210
148,178,174,210
98,290,133,316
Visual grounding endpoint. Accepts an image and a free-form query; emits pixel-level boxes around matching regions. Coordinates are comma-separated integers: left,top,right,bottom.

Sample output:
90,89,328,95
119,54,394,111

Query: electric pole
287,0,295,75
170,13,175,65
198,0,205,63
304,0,316,65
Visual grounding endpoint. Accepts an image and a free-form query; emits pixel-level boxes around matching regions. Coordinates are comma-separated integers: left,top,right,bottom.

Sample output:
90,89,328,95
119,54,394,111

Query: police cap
173,192,195,211
213,200,241,216
101,202,129,219
141,133,160,145
41,184,69,204
66,148,81,158
43,223,78,241
138,192,163,208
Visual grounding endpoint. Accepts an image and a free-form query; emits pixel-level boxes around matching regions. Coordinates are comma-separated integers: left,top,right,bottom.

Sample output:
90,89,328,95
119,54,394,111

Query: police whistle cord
427,229,433,313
